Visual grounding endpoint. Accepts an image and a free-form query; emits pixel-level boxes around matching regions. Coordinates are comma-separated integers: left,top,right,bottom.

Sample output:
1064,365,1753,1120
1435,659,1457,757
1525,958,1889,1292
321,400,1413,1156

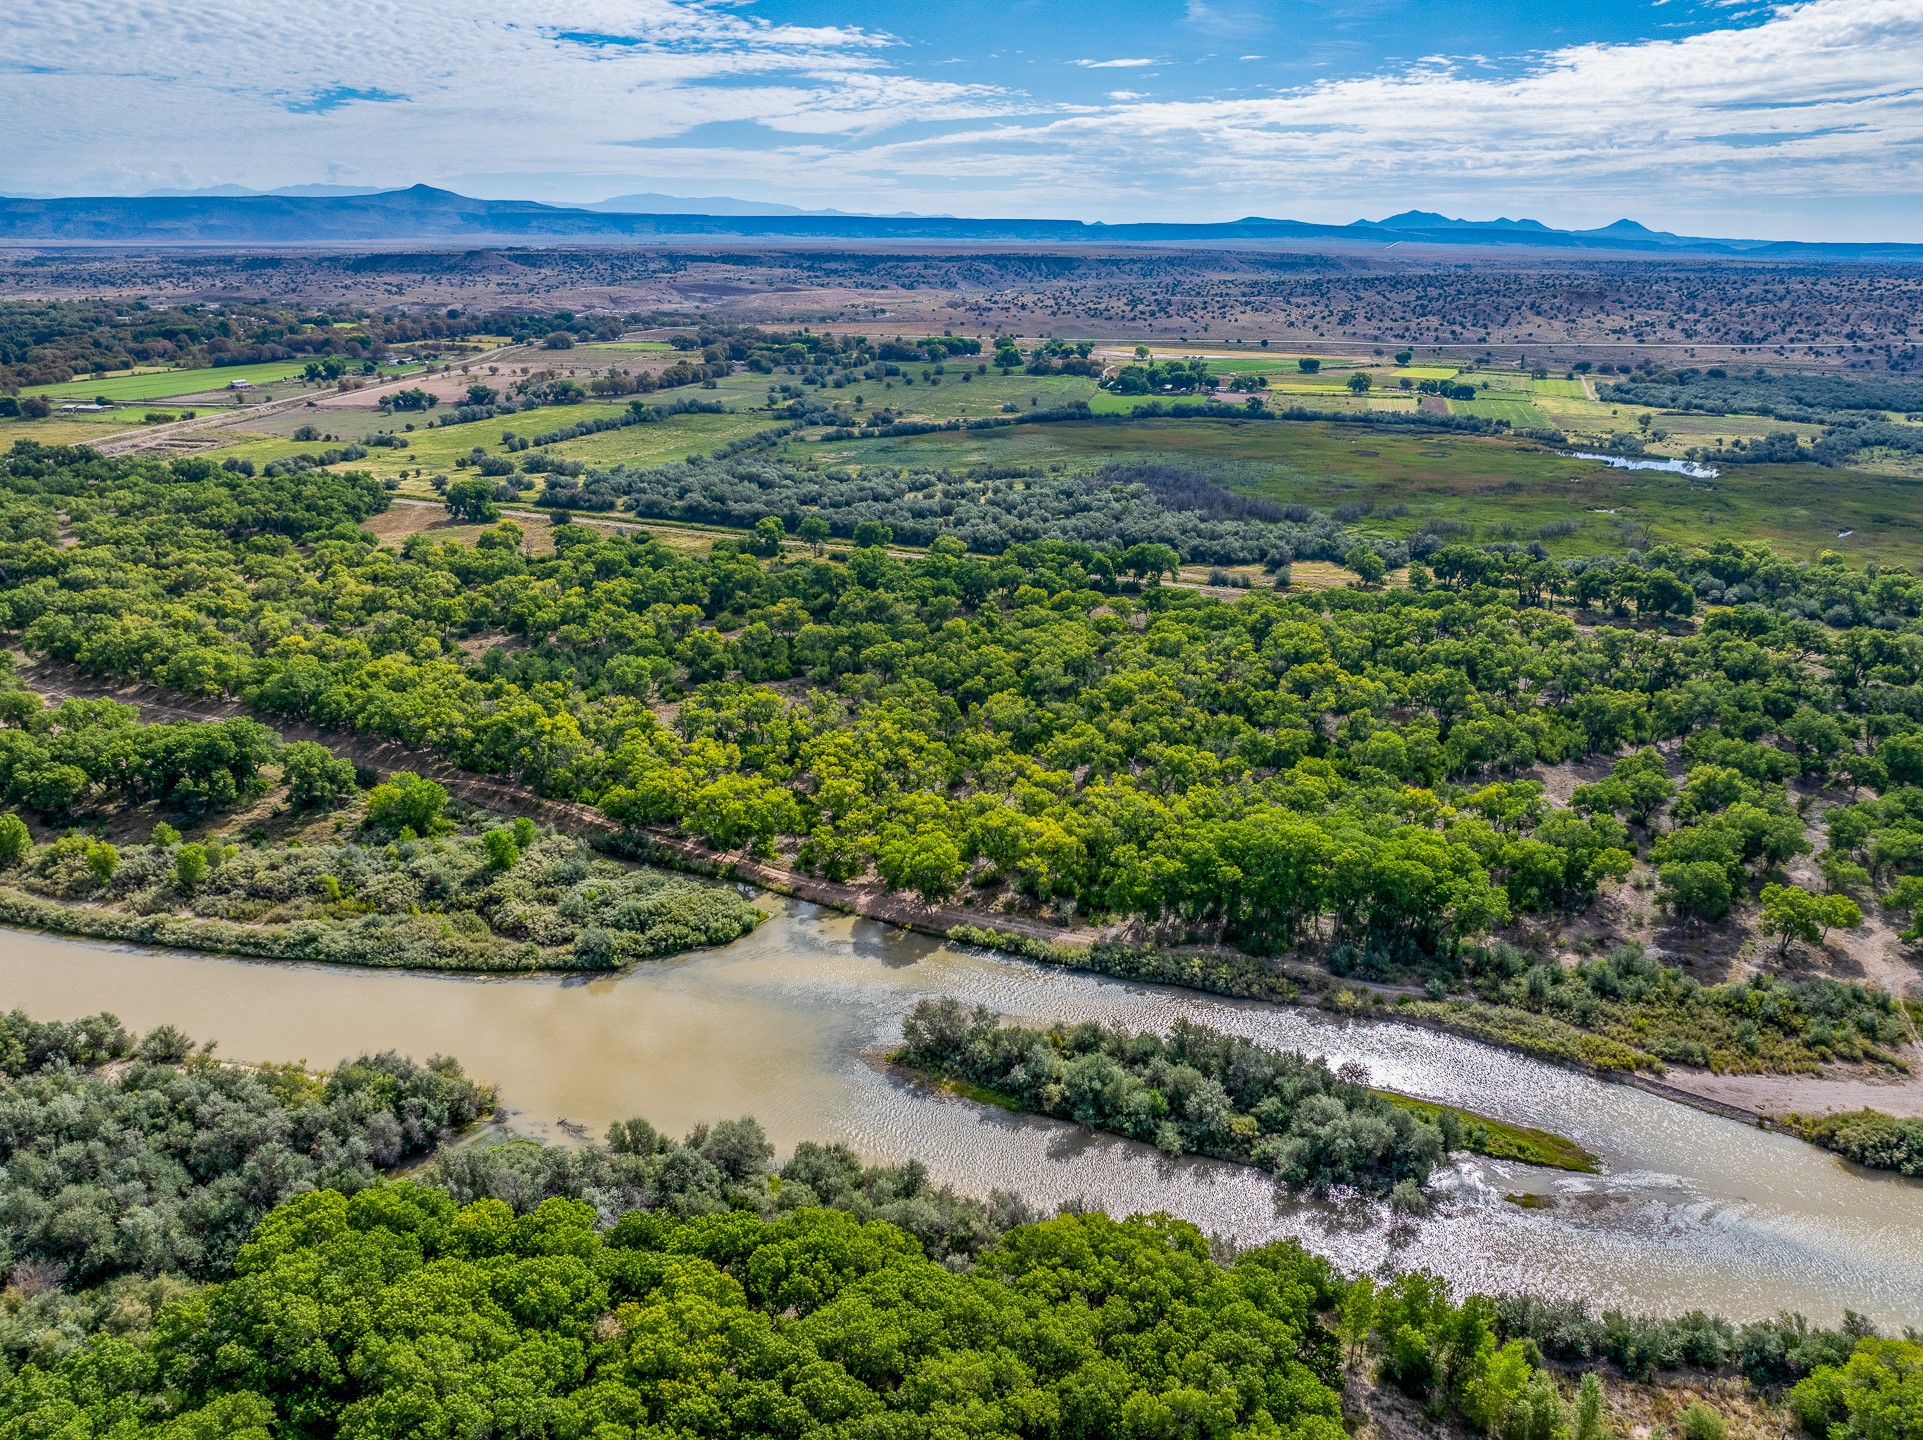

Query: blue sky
5,0,1922,239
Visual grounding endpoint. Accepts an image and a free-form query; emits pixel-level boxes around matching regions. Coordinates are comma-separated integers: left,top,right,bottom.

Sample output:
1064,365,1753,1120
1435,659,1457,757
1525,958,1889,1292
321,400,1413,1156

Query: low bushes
2,824,763,972
1787,1108,1923,1177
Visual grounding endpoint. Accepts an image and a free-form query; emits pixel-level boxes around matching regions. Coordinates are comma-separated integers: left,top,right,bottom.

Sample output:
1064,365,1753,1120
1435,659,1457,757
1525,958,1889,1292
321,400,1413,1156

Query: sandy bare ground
366,502,558,555
1660,1064,1923,1119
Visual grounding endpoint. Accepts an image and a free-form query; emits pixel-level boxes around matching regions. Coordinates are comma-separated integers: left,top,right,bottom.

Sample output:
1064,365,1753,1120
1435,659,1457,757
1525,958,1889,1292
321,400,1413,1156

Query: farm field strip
20,359,390,402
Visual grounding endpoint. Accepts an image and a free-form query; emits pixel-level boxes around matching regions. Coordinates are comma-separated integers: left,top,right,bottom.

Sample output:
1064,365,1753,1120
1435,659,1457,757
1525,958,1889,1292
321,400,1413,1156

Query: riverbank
0,886,564,973
1374,1091,1600,1173
20,660,1919,1132
892,1000,1605,1200
2,912,1920,1321
907,1054,1600,1176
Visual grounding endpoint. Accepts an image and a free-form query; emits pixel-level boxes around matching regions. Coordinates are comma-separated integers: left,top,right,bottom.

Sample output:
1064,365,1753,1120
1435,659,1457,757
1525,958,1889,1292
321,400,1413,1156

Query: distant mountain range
0,185,1916,260
586,193,926,218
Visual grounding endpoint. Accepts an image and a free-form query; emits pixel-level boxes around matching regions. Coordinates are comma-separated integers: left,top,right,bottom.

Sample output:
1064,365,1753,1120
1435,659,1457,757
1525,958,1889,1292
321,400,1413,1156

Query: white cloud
0,0,1009,193
823,0,1923,230
5,0,1923,237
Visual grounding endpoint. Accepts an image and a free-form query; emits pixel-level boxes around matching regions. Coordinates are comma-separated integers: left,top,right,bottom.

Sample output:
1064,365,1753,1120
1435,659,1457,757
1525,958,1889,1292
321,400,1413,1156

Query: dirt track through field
84,345,523,456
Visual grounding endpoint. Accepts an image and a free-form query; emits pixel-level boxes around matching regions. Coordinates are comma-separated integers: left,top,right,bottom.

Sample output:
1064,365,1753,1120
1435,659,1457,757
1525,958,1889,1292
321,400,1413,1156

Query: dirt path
85,345,523,457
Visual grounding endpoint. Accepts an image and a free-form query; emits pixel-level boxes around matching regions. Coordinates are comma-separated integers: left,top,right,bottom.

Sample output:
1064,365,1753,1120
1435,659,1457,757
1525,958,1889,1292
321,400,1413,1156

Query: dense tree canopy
0,1011,492,1287
6,445,1923,1004
0,1187,1350,1440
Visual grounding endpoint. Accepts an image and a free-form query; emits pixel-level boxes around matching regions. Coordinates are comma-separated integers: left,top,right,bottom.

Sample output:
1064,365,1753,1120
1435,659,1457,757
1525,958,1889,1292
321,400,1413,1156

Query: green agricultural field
205,399,634,475
200,397,783,483
1206,356,1338,373
1448,395,1551,427
0,406,188,447
537,411,777,467
578,341,676,354
1465,372,1535,394
888,372,1098,418
1267,375,1371,393
22,359,328,402
796,414,1923,562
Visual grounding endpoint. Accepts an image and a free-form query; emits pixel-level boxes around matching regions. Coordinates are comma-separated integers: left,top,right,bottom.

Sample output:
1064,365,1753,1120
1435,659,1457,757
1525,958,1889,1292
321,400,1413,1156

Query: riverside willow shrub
1490,1294,1875,1384
543,453,1355,564
12,448,1923,971
1793,1108,1923,1177
1451,942,1910,1074
898,999,1457,1196
9,827,762,970
0,1189,1351,1440
0,1011,492,1286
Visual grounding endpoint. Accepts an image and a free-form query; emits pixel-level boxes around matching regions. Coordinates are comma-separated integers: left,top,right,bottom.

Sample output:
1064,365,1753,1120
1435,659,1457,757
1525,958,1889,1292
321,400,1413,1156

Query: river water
1567,451,1720,479
3,899,1920,1326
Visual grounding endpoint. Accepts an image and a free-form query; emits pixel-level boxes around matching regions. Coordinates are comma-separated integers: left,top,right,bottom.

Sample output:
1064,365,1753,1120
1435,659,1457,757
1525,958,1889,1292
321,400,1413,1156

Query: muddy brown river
4,897,1921,1325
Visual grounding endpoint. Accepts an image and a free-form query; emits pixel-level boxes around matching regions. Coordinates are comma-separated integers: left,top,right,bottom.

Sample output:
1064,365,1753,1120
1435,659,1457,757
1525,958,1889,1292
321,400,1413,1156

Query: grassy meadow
0,406,193,448
797,416,1923,562
22,359,327,402
66,334,1916,569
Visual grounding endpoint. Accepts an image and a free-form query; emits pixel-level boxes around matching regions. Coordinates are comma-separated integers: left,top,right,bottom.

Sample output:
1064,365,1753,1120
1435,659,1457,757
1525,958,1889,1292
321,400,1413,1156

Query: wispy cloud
1183,0,1272,39
824,0,1923,226
4,0,1923,237
0,0,1009,192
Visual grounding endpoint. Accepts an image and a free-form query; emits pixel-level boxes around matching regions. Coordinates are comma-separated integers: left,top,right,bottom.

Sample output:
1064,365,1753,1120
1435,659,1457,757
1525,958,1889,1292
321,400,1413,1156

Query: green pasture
580,341,675,353
203,399,634,475
1466,373,1535,394
1449,396,1551,427
896,372,1099,418
797,414,1923,563
1266,375,1372,392
539,412,777,467
200,398,780,481
1206,356,1342,374
0,406,186,447
23,360,325,402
